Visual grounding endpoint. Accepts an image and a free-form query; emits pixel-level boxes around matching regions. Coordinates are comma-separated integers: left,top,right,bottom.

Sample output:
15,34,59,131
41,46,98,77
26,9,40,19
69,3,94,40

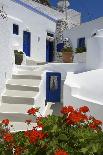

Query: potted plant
14,50,23,65
61,46,74,63
75,46,86,53
74,47,86,63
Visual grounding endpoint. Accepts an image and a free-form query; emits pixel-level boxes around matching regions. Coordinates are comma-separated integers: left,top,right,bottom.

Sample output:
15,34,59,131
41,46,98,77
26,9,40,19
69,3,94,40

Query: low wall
44,63,86,80
63,69,103,123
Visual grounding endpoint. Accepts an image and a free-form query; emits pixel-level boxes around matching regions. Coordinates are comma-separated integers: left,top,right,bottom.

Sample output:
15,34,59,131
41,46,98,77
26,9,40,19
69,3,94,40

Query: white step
12,70,42,79
16,65,40,71
0,103,36,122
26,58,46,66
2,90,38,104
10,122,37,132
6,79,40,91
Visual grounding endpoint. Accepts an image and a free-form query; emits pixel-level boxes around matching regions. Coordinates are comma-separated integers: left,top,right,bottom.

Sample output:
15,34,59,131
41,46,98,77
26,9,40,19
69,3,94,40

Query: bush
0,106,103,155
75,47,86,53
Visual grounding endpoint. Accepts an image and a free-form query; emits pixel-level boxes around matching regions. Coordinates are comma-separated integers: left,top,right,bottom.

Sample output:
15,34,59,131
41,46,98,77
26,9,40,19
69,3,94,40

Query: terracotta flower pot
62,52,73,63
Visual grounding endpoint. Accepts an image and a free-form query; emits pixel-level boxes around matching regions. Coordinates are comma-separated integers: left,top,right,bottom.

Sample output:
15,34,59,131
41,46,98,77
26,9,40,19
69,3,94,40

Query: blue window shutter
13,24,19,35
77,38,85,48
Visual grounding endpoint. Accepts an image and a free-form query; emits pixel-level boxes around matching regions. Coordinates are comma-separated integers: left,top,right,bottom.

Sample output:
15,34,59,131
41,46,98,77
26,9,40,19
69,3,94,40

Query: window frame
13,24,19,35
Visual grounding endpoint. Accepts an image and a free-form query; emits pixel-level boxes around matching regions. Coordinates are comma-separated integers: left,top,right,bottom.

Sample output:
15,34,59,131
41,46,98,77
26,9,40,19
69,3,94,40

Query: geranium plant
0,106,103,155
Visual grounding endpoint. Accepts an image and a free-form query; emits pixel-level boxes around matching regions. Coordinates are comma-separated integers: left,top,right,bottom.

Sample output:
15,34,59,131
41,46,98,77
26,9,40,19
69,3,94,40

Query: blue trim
11,0,57,22
46,72,61,102
23,31,31,56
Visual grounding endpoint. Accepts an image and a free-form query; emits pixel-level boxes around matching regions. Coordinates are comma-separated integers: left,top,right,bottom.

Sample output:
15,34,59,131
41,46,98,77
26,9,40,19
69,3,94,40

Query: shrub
0,106,103,155
75,47,86,53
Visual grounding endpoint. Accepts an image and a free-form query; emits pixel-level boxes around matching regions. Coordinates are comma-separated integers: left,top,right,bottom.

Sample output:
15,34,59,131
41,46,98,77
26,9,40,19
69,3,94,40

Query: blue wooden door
46,72,61,102
23,31,31,56
46,40,54,62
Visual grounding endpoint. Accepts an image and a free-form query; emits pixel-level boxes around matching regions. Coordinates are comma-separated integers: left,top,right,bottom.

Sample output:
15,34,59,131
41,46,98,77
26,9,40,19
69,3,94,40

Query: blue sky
50,0,103,23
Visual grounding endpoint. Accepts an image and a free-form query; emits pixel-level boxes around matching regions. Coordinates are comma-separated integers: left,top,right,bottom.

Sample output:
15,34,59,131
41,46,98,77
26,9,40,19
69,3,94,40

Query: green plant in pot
75,46,86,53
14,50,23,65
61,46,73,63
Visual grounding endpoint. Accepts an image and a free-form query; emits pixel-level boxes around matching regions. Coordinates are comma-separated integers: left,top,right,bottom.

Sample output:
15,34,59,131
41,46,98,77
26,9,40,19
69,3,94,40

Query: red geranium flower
24,129,47,144
89,123,97,130
2,119,10,126
54,149,69,155
93,119,102,126
61,106,74,115
27,107,39,115
79,106,89,113
3,133,13,142
66,111,88,125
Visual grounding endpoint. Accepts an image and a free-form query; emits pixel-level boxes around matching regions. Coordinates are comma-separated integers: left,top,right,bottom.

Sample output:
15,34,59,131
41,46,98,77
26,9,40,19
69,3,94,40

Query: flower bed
0,105,103,155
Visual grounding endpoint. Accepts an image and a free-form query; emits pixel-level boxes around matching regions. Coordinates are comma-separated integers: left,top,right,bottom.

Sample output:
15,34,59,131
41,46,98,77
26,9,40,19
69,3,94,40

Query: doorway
23,31,31,56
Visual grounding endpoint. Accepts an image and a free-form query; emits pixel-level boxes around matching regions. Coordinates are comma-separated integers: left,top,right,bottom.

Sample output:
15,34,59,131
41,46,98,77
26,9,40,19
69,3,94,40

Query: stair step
9,122,37,132
6,79,40,91
26,58,46,66
0,103,37,122
16,65,39,71
12,70,42,80
2,90,38,104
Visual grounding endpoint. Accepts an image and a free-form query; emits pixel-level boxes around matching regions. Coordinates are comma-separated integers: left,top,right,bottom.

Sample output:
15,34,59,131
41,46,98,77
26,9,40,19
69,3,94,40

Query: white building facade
63,17,103,51
0,0,80,95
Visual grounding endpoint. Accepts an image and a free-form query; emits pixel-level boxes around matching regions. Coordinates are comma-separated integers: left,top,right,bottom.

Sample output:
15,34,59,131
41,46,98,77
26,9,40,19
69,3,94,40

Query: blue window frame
77,37,85,48
13,24,19,35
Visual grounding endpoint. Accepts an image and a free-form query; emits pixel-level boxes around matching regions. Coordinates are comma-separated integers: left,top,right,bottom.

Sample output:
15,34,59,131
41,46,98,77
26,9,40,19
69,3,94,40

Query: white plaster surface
87,29,103,70
63,17,103,51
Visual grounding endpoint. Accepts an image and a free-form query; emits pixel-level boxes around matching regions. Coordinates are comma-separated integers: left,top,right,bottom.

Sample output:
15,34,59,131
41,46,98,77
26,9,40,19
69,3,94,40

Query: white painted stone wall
63,70,103,123
63,17,103,51
0,18,13,95
73,52,86,63
44,63,86,80
2,0,56,62
87,29,103,70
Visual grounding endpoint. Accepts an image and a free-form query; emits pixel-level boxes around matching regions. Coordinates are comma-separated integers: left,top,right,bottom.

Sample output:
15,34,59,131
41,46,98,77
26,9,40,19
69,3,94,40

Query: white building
63,17,103,63
0,0,80,95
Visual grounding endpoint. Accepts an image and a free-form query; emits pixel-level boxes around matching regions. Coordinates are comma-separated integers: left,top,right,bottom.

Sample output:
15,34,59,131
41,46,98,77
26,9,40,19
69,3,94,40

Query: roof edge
11,0,57,22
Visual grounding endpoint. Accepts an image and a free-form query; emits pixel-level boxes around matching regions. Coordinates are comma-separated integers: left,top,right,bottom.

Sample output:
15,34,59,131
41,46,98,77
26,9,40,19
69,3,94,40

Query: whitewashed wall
0,18,13,95
2,0,56,62
87,29,103,70
44,63,86,80
63,17,103,50
63,70,103,123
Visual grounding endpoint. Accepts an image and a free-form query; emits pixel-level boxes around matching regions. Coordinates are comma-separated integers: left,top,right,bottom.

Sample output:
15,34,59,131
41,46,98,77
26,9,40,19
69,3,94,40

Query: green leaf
58,134,68,141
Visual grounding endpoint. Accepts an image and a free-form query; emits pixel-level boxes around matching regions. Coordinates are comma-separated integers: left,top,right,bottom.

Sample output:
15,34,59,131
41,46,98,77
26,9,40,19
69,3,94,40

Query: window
77,37,85,48
13,24,19,35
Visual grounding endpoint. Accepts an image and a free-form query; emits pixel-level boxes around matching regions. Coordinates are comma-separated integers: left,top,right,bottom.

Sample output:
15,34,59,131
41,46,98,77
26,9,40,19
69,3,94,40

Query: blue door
46,72,61,102
46,40,54,62
23,31,31,56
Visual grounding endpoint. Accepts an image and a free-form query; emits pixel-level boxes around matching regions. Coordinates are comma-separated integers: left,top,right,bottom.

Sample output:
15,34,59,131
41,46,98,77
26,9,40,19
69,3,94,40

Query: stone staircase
0,60,46,132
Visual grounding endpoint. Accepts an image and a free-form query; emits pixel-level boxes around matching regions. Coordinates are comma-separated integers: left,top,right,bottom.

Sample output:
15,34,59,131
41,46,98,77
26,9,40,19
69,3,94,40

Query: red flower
25,119,32,125
54,149,69,155
3,133,13,142
2,119,10,126
27,107,39,115
61,106,74,115
66,111,88,125
79,106,89,113
93,119,102,126
24,129,47,144
89,123,97,130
